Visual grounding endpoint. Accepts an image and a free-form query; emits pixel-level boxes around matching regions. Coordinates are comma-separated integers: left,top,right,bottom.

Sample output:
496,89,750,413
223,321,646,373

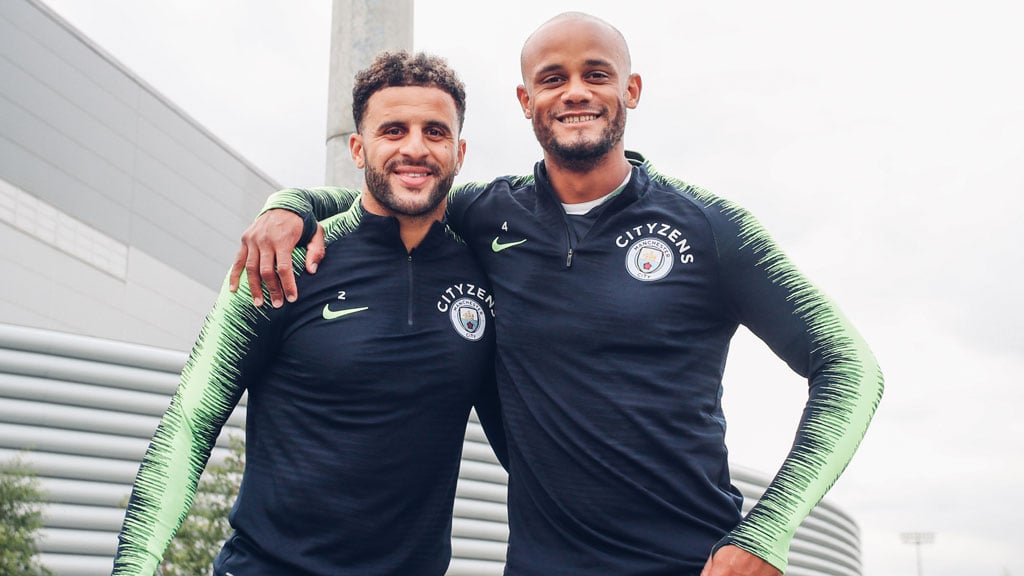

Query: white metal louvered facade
0,322,511,575
1,322,862,576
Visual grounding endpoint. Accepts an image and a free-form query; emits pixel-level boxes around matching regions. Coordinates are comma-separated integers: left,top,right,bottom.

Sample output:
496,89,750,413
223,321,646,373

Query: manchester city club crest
625,238,674,281
449,297,486,341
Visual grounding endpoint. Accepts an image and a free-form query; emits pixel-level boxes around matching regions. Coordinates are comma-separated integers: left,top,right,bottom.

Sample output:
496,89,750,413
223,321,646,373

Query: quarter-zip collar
528,152,650,269
532,151,651,215
355,207,451,258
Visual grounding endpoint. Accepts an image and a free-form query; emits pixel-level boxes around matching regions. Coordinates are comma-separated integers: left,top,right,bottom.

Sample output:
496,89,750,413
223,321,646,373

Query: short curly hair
352,50,466,134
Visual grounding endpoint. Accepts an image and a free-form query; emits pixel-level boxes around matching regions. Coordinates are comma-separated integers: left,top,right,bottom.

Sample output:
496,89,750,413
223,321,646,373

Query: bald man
232,12,883,576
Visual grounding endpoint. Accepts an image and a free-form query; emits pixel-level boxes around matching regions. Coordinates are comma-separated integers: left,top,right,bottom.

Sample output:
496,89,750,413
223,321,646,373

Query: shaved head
516,11,641,174
520,12,632,83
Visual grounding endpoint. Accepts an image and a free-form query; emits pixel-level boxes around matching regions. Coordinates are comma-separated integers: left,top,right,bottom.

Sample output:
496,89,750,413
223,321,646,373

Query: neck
360,196,445,252
394,213,439,252
543,146,633,204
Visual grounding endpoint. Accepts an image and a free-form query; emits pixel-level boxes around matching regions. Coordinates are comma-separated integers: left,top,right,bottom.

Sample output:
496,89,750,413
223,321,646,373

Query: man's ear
516,85,533,119
625,73,642,109
349,133,365,169
456,138,466,174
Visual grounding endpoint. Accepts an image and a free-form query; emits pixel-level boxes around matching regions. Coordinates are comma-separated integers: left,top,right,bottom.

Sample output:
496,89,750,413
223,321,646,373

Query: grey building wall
1,0,276,350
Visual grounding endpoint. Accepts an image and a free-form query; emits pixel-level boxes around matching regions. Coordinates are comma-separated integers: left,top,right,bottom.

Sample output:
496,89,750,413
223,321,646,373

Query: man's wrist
299,211,318,245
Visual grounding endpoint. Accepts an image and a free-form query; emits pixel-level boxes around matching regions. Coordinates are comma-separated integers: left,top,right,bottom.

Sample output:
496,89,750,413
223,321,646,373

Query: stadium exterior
0,1,863,574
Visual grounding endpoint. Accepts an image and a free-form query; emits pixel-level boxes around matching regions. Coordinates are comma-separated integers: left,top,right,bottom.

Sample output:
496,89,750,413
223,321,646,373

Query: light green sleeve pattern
717,200,884,572
259,187,360,220
646,161,884,572
726,306,882,570
112,277,271,576
258,182,485,227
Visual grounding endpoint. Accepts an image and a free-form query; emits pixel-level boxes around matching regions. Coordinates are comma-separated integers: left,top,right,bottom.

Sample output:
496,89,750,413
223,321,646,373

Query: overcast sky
38,1,1024,574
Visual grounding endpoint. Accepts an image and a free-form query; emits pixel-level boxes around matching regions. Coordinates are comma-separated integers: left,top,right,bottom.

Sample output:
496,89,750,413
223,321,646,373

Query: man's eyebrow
534,58,616,77
377,119,454,133
376,120,407,131
535,63,566,77
424,120,455,132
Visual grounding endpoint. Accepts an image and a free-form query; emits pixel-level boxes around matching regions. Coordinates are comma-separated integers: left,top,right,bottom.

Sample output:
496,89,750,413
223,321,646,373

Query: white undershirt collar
561,171,632,216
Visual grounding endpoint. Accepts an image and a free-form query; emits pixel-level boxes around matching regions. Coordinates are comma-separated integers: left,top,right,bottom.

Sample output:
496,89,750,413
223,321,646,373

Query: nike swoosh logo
322,305,369,320
491,237,527,252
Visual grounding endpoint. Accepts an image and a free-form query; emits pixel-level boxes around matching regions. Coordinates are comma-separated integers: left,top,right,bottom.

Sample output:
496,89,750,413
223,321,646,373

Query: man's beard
364,159,455,217
533,104,626,173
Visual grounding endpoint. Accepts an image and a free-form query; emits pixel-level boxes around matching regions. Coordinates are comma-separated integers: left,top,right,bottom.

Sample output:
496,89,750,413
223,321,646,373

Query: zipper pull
565,248,574,268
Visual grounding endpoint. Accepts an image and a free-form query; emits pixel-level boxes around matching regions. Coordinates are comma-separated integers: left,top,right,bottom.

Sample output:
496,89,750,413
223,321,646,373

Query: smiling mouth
390,161,436,179
560,114,598,124
391,165,437,188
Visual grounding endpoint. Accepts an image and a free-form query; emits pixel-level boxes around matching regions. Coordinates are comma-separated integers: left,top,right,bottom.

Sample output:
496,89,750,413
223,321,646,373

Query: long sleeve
262,182,497,243
112,277,277,576
708,198,885,571
259,187,360,221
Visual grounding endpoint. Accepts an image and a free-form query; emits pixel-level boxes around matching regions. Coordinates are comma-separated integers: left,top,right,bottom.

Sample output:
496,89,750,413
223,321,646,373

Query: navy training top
113,201,506,576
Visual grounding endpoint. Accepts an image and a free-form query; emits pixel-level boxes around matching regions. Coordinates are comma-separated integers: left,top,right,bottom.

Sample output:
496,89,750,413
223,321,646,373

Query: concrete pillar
325,0,414,187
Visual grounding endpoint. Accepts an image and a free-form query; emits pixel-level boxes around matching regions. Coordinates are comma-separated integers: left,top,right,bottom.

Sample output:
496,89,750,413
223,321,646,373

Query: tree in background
0,456,52,576
156,434,245,576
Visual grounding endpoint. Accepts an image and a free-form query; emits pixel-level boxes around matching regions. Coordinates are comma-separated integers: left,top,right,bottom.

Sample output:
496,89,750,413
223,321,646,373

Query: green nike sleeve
261,183,487,243
709,199,885,571
111,274,280,576
642,156,884,572
259,186,361,221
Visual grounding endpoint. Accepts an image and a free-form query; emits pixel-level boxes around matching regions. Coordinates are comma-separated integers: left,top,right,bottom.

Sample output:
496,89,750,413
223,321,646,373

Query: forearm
259,187,360,221
113,398,212,575
113,284,263,575
720,307,884,571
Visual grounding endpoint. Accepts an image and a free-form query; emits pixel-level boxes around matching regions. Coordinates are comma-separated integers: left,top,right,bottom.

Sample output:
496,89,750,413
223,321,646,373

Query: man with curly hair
111,51,507,576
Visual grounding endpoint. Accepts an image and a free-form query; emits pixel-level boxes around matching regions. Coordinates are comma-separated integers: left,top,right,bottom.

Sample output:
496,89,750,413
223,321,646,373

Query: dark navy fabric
218,207,503,575
446,155,803,574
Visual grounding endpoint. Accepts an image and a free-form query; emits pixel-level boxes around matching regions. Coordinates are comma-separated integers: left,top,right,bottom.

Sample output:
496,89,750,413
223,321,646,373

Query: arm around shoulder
260,186,361,222
231,187,361,306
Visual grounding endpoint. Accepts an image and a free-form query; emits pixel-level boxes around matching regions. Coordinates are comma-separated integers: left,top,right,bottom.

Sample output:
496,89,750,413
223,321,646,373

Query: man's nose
562,75,592,103
399,131,430,158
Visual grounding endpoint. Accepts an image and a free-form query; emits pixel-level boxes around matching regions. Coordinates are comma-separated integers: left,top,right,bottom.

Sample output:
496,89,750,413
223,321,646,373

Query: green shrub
0,457,52,576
